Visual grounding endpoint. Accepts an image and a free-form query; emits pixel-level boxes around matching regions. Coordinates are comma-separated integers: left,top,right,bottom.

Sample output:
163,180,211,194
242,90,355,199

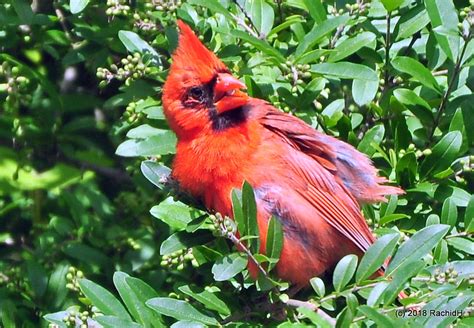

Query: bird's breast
172,123,262,214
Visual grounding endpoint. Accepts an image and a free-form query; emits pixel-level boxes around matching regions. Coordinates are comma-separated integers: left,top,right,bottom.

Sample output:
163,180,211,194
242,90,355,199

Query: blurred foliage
1,0,474,327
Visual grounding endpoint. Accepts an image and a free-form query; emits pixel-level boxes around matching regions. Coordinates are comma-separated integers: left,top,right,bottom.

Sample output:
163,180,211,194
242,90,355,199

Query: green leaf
380,0,403,12
70,0,90,14
140,161,171,190
43,311,68,328
150,197,193,230
115,132,177,157
393,88,433,125
296,15,350,57
95,316,143,328
424,294,473,327
118,31,161,65
302,0,326,23
297,307,332,328
356,233,399,283
386,224,450,275
466,196,474,232
391,56,442,94
311,62,378,81
379,213,409,225
212,253,248,281
329,32,376,62
246,0,274,36
395,6,430,40
127,125,166,139
383,260,424,304
265,216,283,271
45,264,69,308
78,279,131,320
230,30,285,63
160,231,212,256
367,282,389,307
309,277,325,297
242,181,260,253
358,305,395,327
357,124,385,157
113,272,163,328
447,237,474,255
188,0,233,20
12,0,34,24
26,260,48,299
441,197,457,227
178,285,231,316
1,300,16,328
420,131,462,178
425,0,459,61
333,254,358,292
352,78,378,106
146,297,219,326
231,188,245,238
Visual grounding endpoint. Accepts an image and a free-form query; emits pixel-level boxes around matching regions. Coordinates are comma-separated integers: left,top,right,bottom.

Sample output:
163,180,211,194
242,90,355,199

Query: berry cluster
398,143,432,159
145,0,182,13
160,248,198,270
133,12,160,33
96,52,152,87
210,213,237,238
0,62,32,110
460,156,474,173
105,0,131,17
330,0,370,16
65,266,84,292
431,266,459,284
280,61,311,90
460,1,474,38
58,307,103,328
123,100,146,123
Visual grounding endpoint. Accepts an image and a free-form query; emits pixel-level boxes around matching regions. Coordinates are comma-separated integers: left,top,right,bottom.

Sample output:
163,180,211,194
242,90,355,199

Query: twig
54,7,75,43
445,231,473,239
428,31,472,143
329,25,344,49
383,12,392,89
401,32,420,57
231,0,262,38
286,299,336,327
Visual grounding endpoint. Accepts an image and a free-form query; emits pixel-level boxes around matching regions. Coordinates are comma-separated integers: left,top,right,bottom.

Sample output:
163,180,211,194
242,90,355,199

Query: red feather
163,21,404,288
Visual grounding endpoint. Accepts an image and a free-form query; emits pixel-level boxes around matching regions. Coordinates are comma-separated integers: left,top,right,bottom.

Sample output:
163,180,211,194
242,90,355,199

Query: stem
231,0,261,38
428,32,472,142
286,299,336,327
384,12,392,88
445,231,473,239
330,25,344,49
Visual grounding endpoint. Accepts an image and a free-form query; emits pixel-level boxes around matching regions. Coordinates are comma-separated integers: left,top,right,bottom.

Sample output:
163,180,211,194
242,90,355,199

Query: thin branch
384,12,392,89
286,299,336,327
231,0,262,38
401,32,420,57
428,32,472,142
445,231,473,239
329,25,344,49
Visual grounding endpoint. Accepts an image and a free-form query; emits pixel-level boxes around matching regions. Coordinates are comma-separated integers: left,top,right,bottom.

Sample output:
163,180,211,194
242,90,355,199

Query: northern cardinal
162,21,403,287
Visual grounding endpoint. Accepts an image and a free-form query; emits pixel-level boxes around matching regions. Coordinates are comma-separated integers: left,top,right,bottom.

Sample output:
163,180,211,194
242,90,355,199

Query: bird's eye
189,87,204,101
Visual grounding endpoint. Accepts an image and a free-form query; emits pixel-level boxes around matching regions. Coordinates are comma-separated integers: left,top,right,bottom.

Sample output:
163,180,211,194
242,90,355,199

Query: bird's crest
171,20,227,82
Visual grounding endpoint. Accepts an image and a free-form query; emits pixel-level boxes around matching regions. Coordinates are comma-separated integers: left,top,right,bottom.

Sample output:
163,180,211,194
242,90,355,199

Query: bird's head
162,20,249,138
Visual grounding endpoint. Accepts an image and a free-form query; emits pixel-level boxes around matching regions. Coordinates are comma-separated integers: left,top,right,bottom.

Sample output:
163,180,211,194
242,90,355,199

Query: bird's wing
260,107,403,203
259,107,378,253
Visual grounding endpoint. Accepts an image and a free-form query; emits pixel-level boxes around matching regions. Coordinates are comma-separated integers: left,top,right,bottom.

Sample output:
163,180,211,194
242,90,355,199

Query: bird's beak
213,73,249,114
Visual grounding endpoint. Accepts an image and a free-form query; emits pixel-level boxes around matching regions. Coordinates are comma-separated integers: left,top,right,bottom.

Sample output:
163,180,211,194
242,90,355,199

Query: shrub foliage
0,0,473,327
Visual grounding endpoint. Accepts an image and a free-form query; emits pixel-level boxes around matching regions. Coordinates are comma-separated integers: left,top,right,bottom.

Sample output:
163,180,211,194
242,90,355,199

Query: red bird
162,21,403,287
